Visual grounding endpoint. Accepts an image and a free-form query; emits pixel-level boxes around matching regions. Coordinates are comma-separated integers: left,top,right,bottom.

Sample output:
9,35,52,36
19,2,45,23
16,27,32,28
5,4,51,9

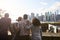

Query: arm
25,24,33,29
40,26,42,40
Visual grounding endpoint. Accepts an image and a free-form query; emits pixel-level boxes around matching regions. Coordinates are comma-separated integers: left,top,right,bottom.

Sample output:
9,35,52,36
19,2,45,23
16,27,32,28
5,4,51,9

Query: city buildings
28,9,60,22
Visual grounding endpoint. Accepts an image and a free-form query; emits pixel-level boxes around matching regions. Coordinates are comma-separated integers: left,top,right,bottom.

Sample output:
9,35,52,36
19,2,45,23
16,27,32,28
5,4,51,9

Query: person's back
19,19,30,35
18,14,31,40
0,13,11,40
30,24,42,40
0,17,11,34
27,18,42,40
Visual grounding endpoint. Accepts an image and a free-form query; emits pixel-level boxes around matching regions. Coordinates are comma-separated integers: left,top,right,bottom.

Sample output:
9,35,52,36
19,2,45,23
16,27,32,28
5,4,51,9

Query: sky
0,0,60,22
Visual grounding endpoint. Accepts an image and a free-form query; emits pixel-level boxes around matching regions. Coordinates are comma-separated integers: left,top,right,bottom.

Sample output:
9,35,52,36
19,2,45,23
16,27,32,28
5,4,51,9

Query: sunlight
0,0,24,22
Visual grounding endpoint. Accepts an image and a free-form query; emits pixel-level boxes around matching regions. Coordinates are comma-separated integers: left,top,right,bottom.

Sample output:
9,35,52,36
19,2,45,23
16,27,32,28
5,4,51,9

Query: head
32,18,41,26
23,14,28,20
17,17,22,22
4,13,9,18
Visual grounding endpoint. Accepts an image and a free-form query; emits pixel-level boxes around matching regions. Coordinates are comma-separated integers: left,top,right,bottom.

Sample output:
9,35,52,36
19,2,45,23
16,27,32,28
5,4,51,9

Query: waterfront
42,32,60,40
8,32,60,40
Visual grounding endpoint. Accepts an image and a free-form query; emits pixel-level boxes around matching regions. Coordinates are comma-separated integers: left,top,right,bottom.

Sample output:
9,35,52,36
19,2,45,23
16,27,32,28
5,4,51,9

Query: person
18,14,31,40
16,17,22,31
16,17,22,22
0,13,11,40
12,17,22,40
26,18,42,40
49,26,54,33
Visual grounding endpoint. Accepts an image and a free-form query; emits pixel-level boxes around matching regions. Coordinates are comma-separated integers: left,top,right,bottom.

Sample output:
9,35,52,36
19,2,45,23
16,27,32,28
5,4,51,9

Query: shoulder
0,17,5,21
8,18,11,20
1,17,4,19
6,18,11,22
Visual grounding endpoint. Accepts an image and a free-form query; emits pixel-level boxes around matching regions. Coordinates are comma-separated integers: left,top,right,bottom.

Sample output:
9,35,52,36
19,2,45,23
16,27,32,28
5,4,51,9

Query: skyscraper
30,12,35,22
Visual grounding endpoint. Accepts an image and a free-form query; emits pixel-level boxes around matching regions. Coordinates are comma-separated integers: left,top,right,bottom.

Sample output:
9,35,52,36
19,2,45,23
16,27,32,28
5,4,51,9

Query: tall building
50,14,55,21
39,15,44,21
36,13,39,19
30,13,35,22
56,14,60,22
55,10,59,15
45,12,50,21
28,15,31,21
43,15,46,22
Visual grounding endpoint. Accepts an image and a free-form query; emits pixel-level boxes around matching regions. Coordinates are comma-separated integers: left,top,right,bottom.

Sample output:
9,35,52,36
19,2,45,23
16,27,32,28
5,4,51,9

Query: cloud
40,1,60,13
40,2,48,6
48,1,60,11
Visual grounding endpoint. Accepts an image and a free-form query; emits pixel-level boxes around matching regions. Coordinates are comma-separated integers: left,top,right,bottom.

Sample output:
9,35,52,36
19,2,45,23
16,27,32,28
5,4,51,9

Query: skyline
0,0,60,22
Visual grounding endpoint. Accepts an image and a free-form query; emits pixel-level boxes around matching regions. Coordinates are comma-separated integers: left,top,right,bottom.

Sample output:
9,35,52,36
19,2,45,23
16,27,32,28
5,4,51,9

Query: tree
0,9,6,18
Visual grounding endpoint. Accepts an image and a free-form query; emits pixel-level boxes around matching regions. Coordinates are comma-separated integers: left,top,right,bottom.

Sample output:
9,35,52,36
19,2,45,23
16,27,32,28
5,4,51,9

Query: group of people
0,13,42,40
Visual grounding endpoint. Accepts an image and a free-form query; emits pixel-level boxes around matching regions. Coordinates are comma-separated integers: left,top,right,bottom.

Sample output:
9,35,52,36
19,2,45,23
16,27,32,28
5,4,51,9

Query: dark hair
23,14,28,19
17,17,22,21
5,13,9,17
32,18,41,26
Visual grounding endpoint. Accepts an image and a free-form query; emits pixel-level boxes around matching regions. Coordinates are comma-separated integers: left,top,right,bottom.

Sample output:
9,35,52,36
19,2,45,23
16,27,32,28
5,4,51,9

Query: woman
26,18,42,40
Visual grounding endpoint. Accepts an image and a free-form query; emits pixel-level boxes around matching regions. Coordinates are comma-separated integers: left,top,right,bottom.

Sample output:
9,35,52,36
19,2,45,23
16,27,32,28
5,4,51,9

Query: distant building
50,14,56,21
45,12,50,21
56,14,60,22
29,13,35,22
36,13,39,18
39,15,44,21
43,15,46,22
55,10,59,15
28,15,31,21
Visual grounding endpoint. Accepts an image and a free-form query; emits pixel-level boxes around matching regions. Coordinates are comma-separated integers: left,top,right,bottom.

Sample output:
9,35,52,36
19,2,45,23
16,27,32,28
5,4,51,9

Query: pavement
42,32,60,37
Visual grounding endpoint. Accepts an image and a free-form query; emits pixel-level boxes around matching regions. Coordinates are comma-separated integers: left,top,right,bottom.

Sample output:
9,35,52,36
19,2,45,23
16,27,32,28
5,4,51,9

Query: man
19,14,31,40
0,13,11,40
